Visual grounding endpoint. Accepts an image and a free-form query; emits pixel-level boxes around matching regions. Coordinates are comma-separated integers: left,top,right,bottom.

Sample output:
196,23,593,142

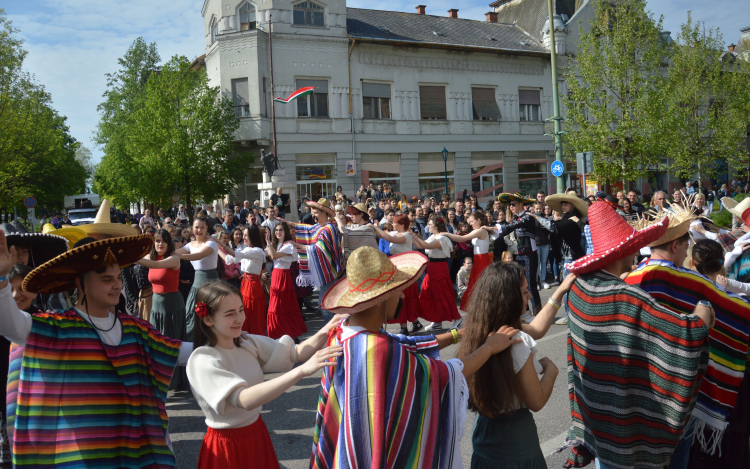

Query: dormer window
293,1,325,27
239,3,256,31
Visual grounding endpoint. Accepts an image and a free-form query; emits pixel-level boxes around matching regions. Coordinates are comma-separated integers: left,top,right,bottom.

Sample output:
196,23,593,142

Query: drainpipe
348,37,356,193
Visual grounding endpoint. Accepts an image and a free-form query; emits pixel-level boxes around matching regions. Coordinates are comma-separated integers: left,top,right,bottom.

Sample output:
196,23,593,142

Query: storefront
360,153,401,193
296,154,337,200
471,152,504,198
418,152,454,198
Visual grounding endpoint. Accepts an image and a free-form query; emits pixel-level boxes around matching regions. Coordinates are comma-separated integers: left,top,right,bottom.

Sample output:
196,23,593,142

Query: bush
710,209,734,229
734,193,746,203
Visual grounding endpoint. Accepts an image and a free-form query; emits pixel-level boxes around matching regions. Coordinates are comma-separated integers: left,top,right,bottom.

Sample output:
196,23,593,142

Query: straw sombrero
631,206,696,248
347,203,370,221
728,197,750,222
23,235,153,294
72,199,138,237
321,247,427,314
0,224,69,268
42,223,88,247
565,202,669,275
497,193,535,205
722,197,739,214
305,198,336,218
544,193,589,217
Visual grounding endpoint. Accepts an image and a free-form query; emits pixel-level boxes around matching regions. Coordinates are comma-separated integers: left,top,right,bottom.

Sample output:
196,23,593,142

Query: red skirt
460,253,491,311
419,260,461,322
267,268,308,339
388,279,420,324
241,273,267,336
197,417,280,469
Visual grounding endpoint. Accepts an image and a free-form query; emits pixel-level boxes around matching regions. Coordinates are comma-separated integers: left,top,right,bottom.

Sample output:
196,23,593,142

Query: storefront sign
345,160,356,177
309,167,326,179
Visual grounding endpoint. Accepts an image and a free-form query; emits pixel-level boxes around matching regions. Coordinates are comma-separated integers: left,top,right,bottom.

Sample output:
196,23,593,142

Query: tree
659,14,750,187
563,0,669,186
0,10,87,213
75,145,95,193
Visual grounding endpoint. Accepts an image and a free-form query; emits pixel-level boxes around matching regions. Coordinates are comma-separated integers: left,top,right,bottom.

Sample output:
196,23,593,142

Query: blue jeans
536,244,550,284
561,260,572,318
318,280,335,321
668,424,694,469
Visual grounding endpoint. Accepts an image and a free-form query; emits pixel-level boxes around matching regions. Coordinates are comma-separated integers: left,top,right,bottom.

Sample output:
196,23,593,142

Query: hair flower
195,302,210,319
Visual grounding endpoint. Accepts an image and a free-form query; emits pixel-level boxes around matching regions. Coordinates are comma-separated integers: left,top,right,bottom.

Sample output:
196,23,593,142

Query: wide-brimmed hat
23,235,153,294
544,193,589,217
347,203,370,221
728,197,750,223
305,198,336,218
497,193,535,205
321,247,427,314
722,197,738,214
42,223,88,247
0,224,69,268
631,206,696,248
73,199,138,238
565,202,669,275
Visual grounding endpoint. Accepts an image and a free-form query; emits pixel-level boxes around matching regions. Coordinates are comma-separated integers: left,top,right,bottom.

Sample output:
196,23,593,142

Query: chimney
448,8,459,18
486,11,498,23
728,43,736,53
416,5,426,15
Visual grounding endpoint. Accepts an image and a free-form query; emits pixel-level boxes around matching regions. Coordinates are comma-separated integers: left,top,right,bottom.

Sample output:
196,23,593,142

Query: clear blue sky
4,0,747,163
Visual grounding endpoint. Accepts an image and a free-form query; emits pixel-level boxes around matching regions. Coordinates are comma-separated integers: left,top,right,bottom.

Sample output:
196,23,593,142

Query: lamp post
442,147,449,197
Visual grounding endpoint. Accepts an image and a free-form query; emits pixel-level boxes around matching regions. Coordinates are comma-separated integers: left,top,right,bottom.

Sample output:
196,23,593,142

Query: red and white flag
274,86,315,103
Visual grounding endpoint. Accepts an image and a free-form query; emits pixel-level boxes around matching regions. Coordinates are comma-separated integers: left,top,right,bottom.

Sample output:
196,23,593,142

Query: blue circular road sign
551,161,565,178
24,197,37,208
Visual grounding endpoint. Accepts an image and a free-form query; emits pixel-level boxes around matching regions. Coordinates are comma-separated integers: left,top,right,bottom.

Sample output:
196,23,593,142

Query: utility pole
544,0,566,194
267,15,278,159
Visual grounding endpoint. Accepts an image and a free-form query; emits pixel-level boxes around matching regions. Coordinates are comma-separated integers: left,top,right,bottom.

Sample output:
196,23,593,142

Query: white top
261,219,279,233
426,235,453,259
185,240,219,271
388,231,414,255
472,235,490,255
226,246,266,276
187,335,297,429
506,331,543,412
689,220,727,241
270,242,298,269
0,284,193,365
725,277,750,296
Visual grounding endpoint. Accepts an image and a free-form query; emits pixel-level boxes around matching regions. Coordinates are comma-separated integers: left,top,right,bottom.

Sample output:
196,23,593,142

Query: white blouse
187,335,297,429
270,242,298,270
226,246,266,276
472,235,490,255
185,240,218,270
388,231,414,255
426,235,453,259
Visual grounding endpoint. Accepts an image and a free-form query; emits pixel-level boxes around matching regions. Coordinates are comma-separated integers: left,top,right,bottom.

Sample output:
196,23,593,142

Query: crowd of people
0,178,747,469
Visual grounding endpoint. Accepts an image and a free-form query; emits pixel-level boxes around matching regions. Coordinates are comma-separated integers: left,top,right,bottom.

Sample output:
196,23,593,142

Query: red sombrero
564,202,669,275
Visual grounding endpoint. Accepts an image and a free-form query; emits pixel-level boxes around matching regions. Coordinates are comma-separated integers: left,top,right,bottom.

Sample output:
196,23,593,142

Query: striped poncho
294,221,343,288
626,259,750,453
13,310,181,468
310,325,467,469
564,271,709,469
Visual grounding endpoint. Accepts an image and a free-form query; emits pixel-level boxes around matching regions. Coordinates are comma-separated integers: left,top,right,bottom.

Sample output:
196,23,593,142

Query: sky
4,0,747,164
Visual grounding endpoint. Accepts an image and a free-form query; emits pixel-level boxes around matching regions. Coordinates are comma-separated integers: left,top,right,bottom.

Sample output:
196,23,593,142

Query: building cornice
351,37,550,59
201,0,210,17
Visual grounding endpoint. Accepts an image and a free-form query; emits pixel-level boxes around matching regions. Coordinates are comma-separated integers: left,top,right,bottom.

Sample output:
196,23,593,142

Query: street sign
24,196,36,208
551,160,565,178
576,152,593,174
171,192,182,204
27,208,35,224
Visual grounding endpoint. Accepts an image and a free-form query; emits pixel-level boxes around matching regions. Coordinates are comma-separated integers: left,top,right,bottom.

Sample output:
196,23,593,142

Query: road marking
540,429,569,456
537,329,568,343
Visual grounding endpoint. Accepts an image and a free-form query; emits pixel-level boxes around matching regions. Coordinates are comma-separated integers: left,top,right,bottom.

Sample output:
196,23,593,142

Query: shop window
518,161,548,195
231,78,250,118
419,86,447,120
239,3,257,30
472,88,501,121
519,89,541,121
296,79,329,118
362,83,391,119
293,1,325,27
471,153,504,197
361,154,400,193
418,152,454,197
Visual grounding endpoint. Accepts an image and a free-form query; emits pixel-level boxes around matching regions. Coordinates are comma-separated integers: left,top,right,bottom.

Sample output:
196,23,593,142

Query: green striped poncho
562,271,710,469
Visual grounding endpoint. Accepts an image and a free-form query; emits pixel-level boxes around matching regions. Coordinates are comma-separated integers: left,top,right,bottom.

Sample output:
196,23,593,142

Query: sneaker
555,316,568,325
452,318,464,329
537,284,542,291
524,314,535,324
399,327,410,336
424,322,442,331
410,321,424,334
542,282,551,289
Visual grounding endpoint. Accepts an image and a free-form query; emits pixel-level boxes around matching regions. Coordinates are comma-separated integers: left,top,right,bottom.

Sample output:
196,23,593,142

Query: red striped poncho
294,222,343,288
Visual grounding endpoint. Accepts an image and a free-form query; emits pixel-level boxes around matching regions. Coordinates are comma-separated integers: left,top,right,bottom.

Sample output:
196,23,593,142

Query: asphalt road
167,287,572,468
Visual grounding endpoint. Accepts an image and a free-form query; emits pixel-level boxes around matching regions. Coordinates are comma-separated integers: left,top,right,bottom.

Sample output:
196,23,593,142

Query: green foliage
563,0,668,184
710,209,734,229
0,10,88,211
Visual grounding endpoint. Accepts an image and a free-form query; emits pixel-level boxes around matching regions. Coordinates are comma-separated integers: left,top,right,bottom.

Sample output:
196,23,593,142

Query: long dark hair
229,228,244,249
246,225,264,249
150,229,175,259
458,262,525,417
193,280,242,348
272,222,291,246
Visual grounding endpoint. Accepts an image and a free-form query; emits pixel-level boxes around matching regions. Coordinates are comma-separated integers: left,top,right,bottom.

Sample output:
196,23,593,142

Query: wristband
548,298,561,309
450,328,460,344
0,275,7,283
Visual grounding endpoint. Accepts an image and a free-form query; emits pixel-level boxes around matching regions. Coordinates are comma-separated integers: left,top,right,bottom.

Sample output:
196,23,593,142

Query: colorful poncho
13,310,181,468
626,259,750,454
717,227,745,253
563,271,709,469
310,326,467,469
294,221,343,288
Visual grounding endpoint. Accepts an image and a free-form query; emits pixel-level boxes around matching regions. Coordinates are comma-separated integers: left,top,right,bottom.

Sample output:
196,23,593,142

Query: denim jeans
516,253,540,312
560,260,572,318
668,424,694,469
536,244,550,284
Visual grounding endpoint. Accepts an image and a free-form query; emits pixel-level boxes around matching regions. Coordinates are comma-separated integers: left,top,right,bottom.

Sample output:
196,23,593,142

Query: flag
274,86,315,104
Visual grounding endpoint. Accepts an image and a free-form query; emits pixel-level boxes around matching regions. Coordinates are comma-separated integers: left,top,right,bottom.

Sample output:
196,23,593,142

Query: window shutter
231,78,249,106
419,86,447,120
519,89,541,105
471,88,500,121
296,79,328,94
363,83,391,99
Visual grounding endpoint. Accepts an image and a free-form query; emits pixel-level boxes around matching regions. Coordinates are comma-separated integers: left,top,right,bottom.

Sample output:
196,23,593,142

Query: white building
199,1,573,211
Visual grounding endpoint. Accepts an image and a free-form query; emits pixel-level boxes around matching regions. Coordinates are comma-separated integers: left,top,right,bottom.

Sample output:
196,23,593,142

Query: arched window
239,3,256,31
293,1,325,27
210,18,218,43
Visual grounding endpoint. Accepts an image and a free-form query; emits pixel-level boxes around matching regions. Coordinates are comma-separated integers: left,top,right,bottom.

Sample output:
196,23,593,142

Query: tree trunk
184,173,193,225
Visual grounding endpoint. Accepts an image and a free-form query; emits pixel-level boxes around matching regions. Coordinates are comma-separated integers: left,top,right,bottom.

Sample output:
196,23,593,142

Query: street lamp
442,147,449,197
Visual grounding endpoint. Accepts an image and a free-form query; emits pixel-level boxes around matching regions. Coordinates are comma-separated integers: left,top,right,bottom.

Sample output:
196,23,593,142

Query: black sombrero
0,223,69,268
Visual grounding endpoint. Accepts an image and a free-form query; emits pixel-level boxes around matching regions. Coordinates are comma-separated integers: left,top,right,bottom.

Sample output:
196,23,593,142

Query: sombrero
565,202,669,275
722,197,739,214
305,198,336,218
321,247,427,314
0,223,69,268
347,203,370,221
544,193,588,217
72,199,138,237
631,205,696,248
728,197,750,222
497,193,535,205
23,235,153,294
42,223,88,247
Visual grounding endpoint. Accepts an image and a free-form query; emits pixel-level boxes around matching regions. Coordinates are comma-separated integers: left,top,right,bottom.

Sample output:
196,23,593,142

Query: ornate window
210,18,218,44
239,3,256,31
293,1,325,27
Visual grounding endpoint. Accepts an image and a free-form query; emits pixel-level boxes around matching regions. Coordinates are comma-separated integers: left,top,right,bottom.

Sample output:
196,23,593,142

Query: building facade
200,0,575,211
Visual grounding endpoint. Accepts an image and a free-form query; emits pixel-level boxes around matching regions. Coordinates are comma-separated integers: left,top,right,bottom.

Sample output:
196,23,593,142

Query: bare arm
440,228,487,243
295,314,347,362
518,356,559,412
523,274,577,340
373,226,406,244
265,233,293,260
136,255,180,270
177,243,216,261
412,236,441,250
459,326,523,378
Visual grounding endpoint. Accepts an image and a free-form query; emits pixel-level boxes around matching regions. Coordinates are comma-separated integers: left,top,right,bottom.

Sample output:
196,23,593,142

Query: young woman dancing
265,223,307,341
